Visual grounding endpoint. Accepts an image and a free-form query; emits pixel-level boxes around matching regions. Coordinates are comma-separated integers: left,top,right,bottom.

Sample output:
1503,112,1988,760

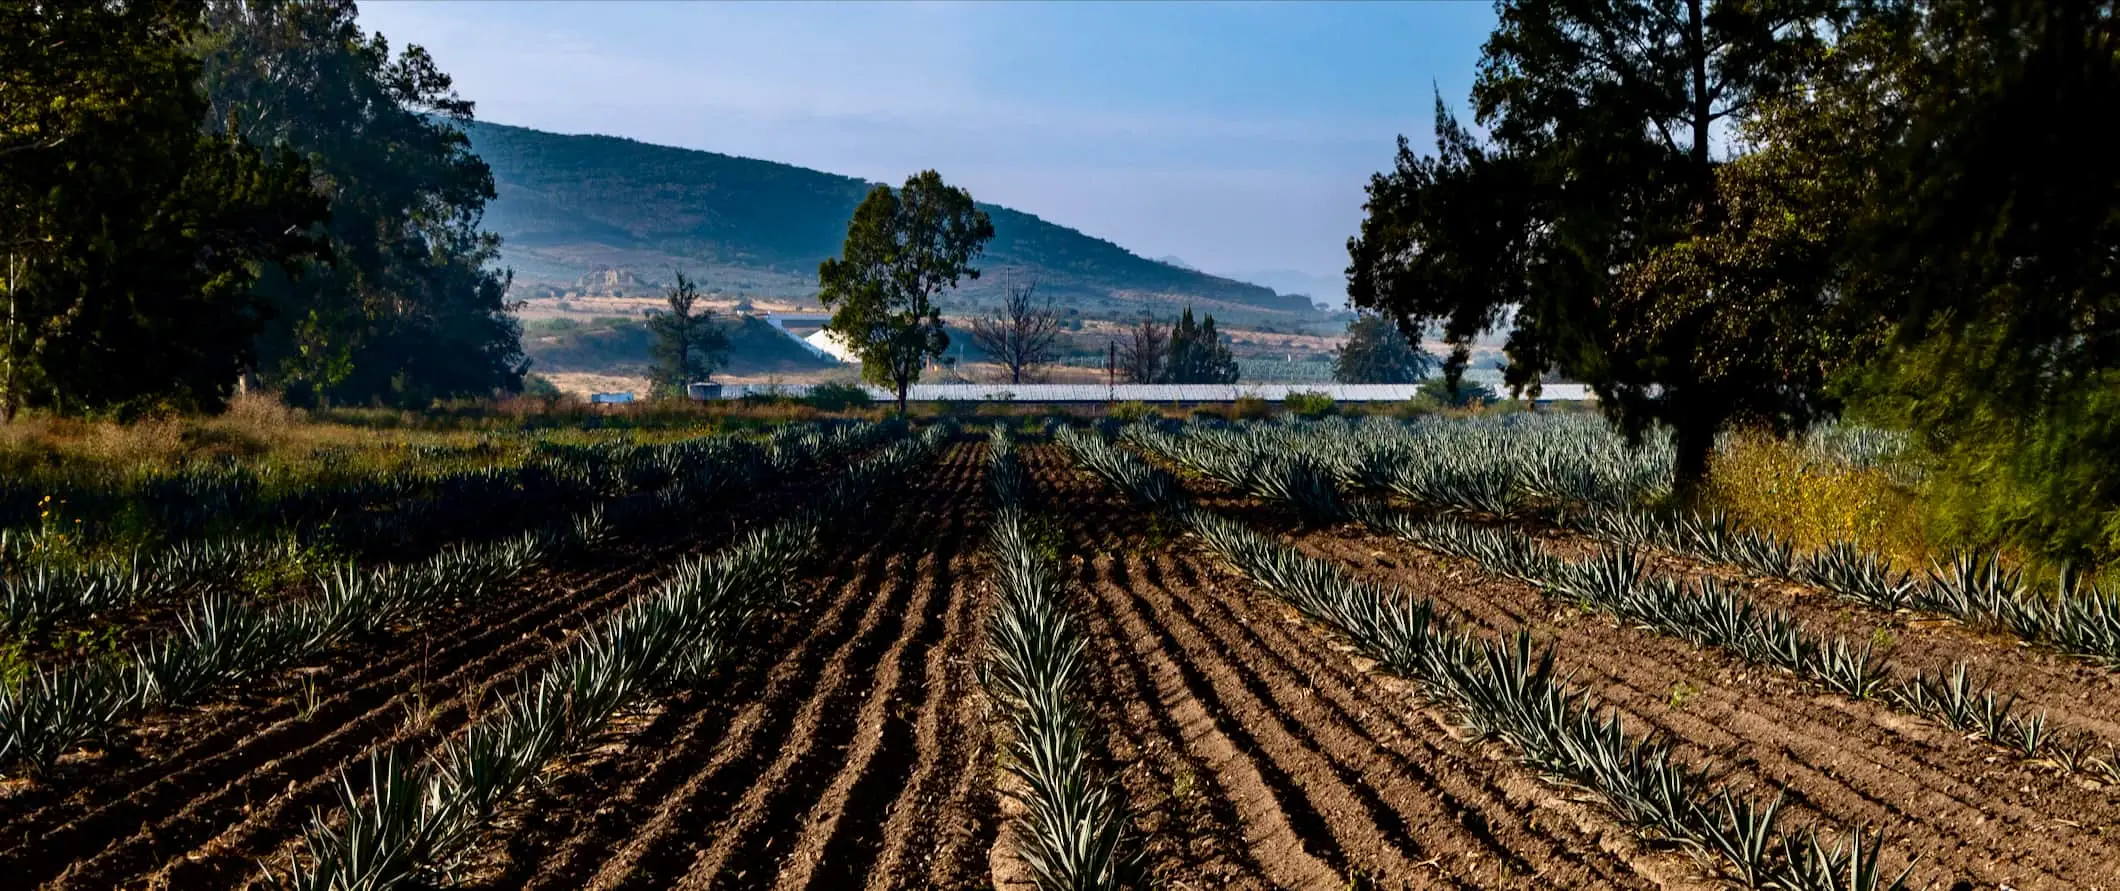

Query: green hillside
463,120,1321,321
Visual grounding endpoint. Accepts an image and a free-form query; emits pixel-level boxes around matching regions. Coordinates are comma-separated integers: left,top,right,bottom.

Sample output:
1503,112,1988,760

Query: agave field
0,413,2114,889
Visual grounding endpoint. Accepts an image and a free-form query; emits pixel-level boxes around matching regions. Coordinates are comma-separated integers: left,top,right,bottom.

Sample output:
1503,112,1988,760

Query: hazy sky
356,0,1497,286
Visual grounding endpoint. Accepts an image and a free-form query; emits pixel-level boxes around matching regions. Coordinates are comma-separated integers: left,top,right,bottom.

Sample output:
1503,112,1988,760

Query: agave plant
984,430,1136,891
273,422,945,887
1059,433,1922,891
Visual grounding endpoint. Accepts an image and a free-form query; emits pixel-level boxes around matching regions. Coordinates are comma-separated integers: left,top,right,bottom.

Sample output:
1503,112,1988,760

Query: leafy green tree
647,271,729,398
1165,307,1238,384
198,0,524,408
1352,0,1846,487
1332,313,1434,384
1833,0,2120,560
817,170,995,412
1,0,327,418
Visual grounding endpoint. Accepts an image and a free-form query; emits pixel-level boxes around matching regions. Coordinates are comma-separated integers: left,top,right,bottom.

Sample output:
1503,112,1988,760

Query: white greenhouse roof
711,382,1593,403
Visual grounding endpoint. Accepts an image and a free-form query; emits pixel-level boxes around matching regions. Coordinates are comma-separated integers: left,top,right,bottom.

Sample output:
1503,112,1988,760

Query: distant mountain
1155,255,1199,271
463,120,1320,321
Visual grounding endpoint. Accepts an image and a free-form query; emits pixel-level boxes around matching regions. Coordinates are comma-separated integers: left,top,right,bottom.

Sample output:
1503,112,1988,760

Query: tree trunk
1671,414,1718,500
895,378,909,416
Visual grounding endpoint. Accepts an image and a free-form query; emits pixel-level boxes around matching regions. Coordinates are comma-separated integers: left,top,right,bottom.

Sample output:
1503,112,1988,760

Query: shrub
1108,401,1156,422
1230,396,1273,421
1418,377,1497,407
802,382,872,412
522,375,563,400
1702,429,1927,565
1284,390,1335,418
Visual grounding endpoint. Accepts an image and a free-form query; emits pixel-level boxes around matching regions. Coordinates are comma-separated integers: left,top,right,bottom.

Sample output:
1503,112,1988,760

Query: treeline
1349,0,2118,562
0,0,521,418
1117,308,1240,385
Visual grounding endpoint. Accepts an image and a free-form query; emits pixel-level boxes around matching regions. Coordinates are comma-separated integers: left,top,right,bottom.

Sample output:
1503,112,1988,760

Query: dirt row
1025,445,1715,890
1189,489,2120,889
0,458,918,889
433,440,1002,891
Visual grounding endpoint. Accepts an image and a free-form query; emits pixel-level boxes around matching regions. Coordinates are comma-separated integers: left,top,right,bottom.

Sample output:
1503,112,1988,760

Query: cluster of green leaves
0,0,329,419
983,428,1135,889
1347,0,2119,565
200,0,525,408
1331,313,1434,384
645,271,729,398
818,170,995,411
0,1,527,419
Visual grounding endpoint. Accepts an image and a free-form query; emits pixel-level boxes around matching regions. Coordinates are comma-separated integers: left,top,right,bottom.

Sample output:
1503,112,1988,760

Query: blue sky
356,0,1498,296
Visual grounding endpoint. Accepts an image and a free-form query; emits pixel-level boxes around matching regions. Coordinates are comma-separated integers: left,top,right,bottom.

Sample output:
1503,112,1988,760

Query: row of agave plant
271,423,952,890
1127,423,2107,773
0,425,783,565
1057,426,1919,891
1158,417,2120,674
0,421,903,777
982,428,1134,890
1568,507,2120,671
0,423,889,643
1361,509,2115,778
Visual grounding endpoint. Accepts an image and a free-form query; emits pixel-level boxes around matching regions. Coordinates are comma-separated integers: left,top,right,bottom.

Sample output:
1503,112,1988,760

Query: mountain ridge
463,120,1322,321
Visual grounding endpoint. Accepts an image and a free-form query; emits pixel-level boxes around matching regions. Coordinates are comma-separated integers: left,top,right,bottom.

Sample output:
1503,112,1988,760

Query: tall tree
817,170,995,412
1,0,327,418
646,270,728,398
198,0,524,408
967,269,1061,384
1351,0,1846,487
1165,307,1239,384
1117,317,1168,384
1333,313,1435,384
1835,0,2120,559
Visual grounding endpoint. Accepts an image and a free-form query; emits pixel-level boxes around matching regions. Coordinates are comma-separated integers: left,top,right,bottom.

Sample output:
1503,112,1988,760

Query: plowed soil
1193,488,2120,890
0,452,970,890
1028,445,1701,890
18,433,2115,890
444,441,1001,891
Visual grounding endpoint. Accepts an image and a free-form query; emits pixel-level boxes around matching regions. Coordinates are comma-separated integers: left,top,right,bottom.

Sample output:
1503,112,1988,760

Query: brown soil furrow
1081,550,1342,888
10,561,650,890
668,544,940,886
63,562,673,890
509,442,989,891
1295,525,2120,890
1096,548,1498,887
828,501,996,891
1039,449,1678,890
1146,552,1673,889
757,495,980,891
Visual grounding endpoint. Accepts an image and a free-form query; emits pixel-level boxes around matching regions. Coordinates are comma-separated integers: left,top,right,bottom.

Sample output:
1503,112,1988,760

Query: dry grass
1701,430,1933,570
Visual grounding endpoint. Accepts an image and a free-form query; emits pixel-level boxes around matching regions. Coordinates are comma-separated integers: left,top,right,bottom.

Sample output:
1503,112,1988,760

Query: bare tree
1117,316,1168,384
967,270,1062,384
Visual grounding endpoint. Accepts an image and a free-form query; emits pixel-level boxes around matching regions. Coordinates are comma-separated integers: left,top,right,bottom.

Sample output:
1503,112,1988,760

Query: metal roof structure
710,382,1594,402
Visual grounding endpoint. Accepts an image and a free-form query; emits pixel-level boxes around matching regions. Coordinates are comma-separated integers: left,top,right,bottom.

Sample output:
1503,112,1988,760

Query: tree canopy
1164,307,1239,385
1,0,327,418
1333,313,1434,384
200,0,524,408
1354,0,2120,559
817,170,995,411
647,271,728,398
